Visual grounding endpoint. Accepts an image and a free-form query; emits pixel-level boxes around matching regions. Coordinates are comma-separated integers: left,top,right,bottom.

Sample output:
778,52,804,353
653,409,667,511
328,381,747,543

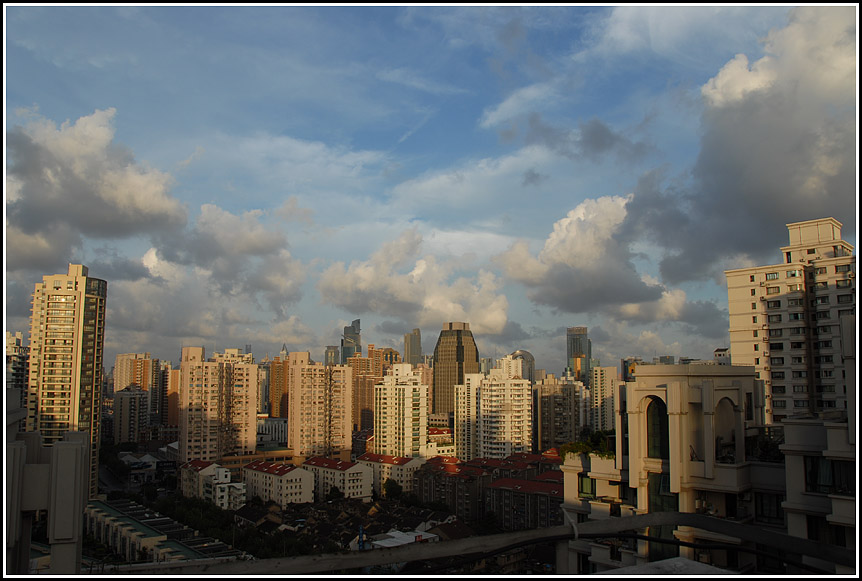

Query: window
816,384,835,393
751,288,756,296
788,312,804,321
790,341,805,349
835,264,851,273
793,384,807,393
807,249,816,255
753,344,759,352
815,311,830,320
766,286,780,295
786,270,802,278
752,316,758,323
769,342,784,351
646,398,669,460
752,303,757,310
750,275,756,282
772,400,786,408
809,282,828,292
787,298,803,307
770,357,784,365
765,272,779,280
753,330,759,338
771,372,785,380
815,355,833,364
837,294,853,304
768,329,783,337
814,266,827,275
767,314,782,323
794,400,809,408
772,385,785,394
791,356,805,364
816,326,831,334
815,340,832,349
767,300,781,309
755,492,785,525
811,296,829,306
787,284,803,292
792,370,808,379
578,475,596,499
836,279,852,288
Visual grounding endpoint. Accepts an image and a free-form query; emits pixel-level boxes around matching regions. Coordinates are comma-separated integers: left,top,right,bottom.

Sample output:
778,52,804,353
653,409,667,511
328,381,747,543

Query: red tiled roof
357,452,415,466
534,470,564,483
243,459,299,476
489,478,563,496
303,456,358,471
180,460,214,472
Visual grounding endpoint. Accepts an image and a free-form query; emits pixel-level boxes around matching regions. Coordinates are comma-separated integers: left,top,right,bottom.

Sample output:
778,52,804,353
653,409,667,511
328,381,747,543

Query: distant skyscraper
6,331,29,407
324,345,340,367
341,319,361,363
25,264,107,498
432,322,480,418
566,326,591,386
403,328,422,366
509,350,536,384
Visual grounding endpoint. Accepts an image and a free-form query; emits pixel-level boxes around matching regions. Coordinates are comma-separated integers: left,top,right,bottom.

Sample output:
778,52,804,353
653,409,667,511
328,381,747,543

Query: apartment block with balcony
302,456,372,502
725,217,855,424
356,452,426,496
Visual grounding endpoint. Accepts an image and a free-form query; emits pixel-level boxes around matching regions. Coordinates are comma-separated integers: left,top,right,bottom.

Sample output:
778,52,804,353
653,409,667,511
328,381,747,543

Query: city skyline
5,6,857,376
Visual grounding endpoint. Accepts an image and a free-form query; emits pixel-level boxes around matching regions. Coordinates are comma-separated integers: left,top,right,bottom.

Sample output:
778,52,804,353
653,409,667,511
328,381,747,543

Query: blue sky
4,5,858,375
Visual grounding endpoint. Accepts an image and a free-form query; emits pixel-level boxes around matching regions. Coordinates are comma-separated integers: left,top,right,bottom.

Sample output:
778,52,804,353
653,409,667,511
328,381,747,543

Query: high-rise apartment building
347,344,386,432
566,326,591,386
373,363,429,458
534,374,581,453
114,352,165,426
725,218,855,423
432,322,480,418
6,331,29,393
403,328,422,366
287,352,353,461
341,319,361,363
25,264,107,498
269,355,289,419
113,385,149,444
590,366,619,432
178,347,258,463
455,356,532,461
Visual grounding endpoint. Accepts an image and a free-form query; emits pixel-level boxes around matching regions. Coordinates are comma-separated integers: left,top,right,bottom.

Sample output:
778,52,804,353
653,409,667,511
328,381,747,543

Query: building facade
566,326,591,386
287,352,353,461
432,322,480,418
372,363,429,458
178,347,258,463
725,217,855,423
590,366,619,432
242,460,314,506
25,264,107,499
403,328,422,366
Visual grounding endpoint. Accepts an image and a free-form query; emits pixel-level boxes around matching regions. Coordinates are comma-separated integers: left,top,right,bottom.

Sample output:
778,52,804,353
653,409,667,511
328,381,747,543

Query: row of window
755,264,852,282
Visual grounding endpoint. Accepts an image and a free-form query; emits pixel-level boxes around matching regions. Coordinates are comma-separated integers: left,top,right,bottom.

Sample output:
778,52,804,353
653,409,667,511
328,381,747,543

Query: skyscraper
725,217,855,423
432,322,479,418
341,319,361,363
566,326,591,386
114,352,165,426
403,328,422,366
25,264,107,498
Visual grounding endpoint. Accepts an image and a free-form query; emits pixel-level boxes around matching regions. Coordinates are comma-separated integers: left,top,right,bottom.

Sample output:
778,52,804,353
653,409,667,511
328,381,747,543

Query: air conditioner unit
764,366,770,371
760,282,765,286
760,297,767,301
849,272,855,278
763,337,769,341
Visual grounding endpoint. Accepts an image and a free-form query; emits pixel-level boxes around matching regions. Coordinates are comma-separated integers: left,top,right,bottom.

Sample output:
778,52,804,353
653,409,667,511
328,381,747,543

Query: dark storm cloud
525,114,651,164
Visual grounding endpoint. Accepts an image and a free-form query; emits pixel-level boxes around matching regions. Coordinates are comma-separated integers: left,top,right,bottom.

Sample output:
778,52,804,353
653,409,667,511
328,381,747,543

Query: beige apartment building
25,263,107,499
242,460,314,506
373,363,429,458
725,217,855,423
302,456,372,502
455,356,532,461
287,352,353,461
590,366,620,432
178,347,258,463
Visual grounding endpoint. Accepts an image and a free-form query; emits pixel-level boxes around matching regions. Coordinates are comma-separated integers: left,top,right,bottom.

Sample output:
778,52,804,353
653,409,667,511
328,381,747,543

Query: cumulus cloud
318,229,510,334
623,7,856,285
496,194,724,339
5,108,187,272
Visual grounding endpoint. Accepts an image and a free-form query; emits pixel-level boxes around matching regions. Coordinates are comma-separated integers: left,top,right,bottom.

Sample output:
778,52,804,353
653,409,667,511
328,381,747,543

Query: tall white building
590,366,620,432
725,218,855,423
373,363,429,458
178,347,258,463
455,356,532,460
25,264,107,498
287,352,353,461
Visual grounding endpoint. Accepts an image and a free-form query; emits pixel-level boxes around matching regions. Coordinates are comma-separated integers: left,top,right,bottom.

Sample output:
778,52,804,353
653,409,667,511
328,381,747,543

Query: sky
4,5,858,377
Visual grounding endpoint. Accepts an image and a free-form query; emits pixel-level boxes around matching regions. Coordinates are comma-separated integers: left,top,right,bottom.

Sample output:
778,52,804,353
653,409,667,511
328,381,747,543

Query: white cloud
479,81,559,129
317,229,510,335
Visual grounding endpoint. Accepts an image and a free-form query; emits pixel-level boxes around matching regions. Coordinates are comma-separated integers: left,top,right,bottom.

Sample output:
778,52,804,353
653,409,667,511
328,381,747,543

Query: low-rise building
302,456,372,502
356,452,426,496
179,460,246,510
243,460,314,506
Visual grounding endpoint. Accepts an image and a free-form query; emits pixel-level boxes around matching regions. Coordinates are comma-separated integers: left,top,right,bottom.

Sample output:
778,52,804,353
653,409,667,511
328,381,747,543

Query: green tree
382,478,403,499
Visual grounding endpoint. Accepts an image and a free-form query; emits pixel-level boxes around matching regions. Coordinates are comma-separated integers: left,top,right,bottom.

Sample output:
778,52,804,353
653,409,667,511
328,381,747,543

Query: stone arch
714,397,737,463
645,396,669,460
